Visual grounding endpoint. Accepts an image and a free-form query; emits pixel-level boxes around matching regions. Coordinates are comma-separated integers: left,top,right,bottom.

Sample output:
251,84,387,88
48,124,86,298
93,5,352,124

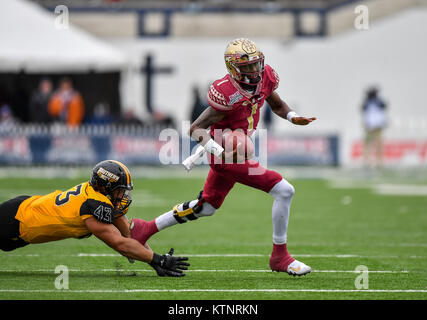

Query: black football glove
149,248,190,277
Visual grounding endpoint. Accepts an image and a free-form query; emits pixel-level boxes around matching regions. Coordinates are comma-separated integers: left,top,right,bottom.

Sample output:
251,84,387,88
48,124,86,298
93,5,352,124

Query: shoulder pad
86,183,114,207
264,64,280,91
207,83,232,112
206,77,244,112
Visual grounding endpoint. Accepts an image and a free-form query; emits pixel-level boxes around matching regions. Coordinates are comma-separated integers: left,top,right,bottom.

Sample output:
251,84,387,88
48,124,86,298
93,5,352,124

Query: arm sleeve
80,199,114,224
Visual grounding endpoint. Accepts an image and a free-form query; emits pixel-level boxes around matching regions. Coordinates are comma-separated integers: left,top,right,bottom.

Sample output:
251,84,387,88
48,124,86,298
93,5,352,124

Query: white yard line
77,253,266,257
2,252,425,258
0,289,425,293
0,269,410,274
374,184,427,196
328,180,427,196
76,253,425,259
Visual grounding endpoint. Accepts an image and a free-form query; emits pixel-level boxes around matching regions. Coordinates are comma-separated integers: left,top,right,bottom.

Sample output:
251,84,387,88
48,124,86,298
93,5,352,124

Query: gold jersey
15,182,120,244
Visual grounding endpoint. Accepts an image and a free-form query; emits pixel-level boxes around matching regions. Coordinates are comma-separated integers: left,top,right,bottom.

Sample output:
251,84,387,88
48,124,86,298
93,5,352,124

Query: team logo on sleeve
228,91,243,106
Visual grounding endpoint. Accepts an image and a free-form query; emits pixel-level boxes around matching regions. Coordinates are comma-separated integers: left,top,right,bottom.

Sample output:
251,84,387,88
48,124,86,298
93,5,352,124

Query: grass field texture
0,174,426,300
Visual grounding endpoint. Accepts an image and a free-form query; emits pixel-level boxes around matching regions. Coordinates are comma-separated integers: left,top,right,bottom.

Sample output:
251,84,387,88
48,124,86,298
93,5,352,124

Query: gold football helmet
224,38,265,89
90,160,133,215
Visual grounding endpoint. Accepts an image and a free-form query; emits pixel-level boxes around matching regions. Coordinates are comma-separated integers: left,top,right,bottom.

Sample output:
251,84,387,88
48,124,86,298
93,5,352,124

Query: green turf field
0,174,426,300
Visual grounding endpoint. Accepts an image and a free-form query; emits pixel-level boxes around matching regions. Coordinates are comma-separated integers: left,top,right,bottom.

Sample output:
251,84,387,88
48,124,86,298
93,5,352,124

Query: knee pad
269,179,295,200
197,202,216,217
172,201,199,224
172,190,216,223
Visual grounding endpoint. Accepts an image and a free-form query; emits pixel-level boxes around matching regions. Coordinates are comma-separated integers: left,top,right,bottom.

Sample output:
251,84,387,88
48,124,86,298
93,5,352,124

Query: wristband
286,111,299,123
151,253,163,266
203,138,224,157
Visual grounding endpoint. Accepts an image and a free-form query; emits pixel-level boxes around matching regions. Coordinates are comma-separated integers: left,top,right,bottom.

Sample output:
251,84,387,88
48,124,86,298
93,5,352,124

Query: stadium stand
31,0,420,38
1,0,426,167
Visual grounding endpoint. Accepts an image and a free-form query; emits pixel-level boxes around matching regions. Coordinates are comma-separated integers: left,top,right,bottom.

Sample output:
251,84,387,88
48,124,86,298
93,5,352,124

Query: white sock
155,210,178,230
269,179,295,245
154,200,216,230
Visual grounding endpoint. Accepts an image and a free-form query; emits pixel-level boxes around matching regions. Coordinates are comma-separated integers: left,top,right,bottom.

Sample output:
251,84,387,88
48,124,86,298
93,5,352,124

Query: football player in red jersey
130,38,316,276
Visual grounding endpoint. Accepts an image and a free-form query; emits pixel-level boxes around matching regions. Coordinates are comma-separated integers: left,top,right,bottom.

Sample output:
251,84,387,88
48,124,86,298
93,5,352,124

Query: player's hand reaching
149,248,190,277
292,116,317,125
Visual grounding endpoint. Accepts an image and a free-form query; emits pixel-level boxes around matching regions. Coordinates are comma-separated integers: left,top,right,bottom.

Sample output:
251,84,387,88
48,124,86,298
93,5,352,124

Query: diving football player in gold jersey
0,160,189,277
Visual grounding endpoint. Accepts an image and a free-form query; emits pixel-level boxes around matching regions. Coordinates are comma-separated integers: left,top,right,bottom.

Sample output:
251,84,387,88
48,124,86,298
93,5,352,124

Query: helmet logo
241,40,257,54
224,38,265,93
97,167,119,182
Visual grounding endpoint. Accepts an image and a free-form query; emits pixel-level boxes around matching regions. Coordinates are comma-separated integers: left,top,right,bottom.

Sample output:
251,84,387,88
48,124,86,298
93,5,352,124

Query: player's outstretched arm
86,216,154,262
85,217,190,276
189,106,226,144
266,91,316,125
187,106,229,160
113,215,137,263
113,215,131,238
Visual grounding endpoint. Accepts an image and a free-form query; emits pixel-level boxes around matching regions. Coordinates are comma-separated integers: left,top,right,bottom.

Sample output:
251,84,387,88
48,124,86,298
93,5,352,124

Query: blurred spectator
115,110,145,126
0,104,17,131
153,110,176,128
361,86,387,168
10,72,30,122
86,102,114,125
190,84,209,123
29,77,53,123
48,77,85,127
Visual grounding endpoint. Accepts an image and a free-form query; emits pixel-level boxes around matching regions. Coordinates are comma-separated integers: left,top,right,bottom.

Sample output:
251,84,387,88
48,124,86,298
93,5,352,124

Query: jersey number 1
55,184,82,206
247,103,258,131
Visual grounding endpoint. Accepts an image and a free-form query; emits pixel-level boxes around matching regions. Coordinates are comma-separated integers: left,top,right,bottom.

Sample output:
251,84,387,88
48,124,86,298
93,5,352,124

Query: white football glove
182,145,206,171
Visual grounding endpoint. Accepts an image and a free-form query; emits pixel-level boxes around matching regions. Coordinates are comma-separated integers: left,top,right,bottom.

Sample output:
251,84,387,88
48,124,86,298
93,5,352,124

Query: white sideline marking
0,269,410,274
0,289,425,293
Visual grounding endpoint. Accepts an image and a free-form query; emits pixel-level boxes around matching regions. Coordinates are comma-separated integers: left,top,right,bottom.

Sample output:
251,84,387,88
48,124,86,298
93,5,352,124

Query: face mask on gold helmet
224,38,265,89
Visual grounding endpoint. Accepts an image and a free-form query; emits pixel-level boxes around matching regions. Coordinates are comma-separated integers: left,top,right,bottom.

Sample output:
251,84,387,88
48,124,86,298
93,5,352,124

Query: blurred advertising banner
351,140,427,166
0,125,339,166
0,135,32,165
263,135,339,166
110,135,174,165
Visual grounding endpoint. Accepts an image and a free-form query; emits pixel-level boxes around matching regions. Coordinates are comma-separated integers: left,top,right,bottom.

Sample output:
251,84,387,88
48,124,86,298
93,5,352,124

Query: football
222,129,255,162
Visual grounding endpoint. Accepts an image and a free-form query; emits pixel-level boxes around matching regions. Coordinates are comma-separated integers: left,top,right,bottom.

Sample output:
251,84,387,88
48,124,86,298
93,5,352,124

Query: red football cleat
269,243,295,271
130,218,158,245
269,243,312,276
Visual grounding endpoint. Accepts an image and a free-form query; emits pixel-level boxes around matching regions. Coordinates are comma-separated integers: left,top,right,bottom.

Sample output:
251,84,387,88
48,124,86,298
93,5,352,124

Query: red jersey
207,64,280,137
